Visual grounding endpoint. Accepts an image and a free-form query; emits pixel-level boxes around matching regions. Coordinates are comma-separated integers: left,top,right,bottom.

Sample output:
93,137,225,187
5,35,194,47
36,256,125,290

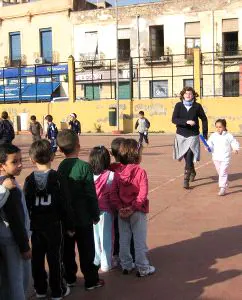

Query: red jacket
110,164,149,213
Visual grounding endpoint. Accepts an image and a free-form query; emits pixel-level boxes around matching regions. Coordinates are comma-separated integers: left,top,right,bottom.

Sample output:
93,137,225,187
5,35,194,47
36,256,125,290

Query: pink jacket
110,164,149,213
94,170,114,213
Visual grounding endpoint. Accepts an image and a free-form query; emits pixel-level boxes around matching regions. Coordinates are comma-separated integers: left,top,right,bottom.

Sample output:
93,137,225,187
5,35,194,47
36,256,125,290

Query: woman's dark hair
89,146,110,175
29,139,53,164
30,115,37,121
215,118,227,131
119,139,142,165
180,86,199,101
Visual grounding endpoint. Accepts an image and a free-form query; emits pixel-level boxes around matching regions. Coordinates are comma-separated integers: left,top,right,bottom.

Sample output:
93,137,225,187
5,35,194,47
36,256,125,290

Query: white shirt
207,131,239,162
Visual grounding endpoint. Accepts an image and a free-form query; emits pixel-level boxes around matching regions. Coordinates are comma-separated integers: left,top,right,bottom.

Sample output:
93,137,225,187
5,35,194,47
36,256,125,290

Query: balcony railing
118,49,130,62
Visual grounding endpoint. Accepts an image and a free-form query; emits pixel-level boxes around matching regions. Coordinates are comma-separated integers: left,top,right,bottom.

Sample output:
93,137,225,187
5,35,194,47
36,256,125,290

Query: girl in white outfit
207,119,239,196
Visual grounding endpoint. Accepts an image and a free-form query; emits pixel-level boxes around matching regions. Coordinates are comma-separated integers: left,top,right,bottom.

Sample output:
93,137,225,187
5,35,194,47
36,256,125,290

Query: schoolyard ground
15,134,242,300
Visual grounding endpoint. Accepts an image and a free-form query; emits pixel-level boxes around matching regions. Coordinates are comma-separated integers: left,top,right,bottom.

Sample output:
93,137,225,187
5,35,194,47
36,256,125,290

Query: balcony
79,53,104,68
143,47,171,64
217,42,242,61
118,49,130,62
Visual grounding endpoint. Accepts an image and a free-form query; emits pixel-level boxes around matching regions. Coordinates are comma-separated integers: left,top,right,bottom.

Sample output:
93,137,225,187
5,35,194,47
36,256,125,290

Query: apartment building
0,0,242,102
71,0,242,100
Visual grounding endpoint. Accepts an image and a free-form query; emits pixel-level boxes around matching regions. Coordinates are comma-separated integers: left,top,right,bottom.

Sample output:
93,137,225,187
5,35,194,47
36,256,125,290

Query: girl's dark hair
0,144,21,164
119,139,142,165
29,139,53,165
111,137,125,159
89,146,110,175
180,86,199,101
215,118,227,131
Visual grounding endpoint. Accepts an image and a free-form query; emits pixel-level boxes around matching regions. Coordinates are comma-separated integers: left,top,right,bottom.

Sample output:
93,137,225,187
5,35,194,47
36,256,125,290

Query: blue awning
0,82,60,102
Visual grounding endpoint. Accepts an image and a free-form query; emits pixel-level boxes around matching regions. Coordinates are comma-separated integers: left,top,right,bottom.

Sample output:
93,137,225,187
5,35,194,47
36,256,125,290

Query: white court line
149,161,212,194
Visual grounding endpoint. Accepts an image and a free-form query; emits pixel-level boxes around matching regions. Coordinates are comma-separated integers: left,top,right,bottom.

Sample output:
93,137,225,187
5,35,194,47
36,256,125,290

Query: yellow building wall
1,97,242,134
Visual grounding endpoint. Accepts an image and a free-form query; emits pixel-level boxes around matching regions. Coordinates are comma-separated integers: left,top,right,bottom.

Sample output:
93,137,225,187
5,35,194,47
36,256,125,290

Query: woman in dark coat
172,87,208,189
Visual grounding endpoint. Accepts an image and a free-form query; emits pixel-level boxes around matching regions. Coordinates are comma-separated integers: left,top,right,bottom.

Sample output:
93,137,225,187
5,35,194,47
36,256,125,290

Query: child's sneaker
122,263,135,275
36,293,47,299
51,286,70,300
218,188,226,196
85,279,105,291
112,255,120,268
67,281,76,287
136,265,156,277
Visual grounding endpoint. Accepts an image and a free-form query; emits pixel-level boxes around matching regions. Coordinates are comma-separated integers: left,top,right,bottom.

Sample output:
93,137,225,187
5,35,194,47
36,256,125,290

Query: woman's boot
190,167,196,182
184,169,191,189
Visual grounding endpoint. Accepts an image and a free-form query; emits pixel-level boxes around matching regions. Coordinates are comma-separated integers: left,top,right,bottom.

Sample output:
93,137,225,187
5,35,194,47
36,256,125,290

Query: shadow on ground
56,225,242,300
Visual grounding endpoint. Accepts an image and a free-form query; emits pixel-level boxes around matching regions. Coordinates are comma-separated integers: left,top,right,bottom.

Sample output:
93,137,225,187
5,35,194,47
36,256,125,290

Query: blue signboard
0,64,68,79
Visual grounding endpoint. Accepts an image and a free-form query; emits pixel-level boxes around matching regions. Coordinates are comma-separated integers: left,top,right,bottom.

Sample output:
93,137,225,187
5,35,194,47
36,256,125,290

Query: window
118,39,130,61
85,31,98,59
9,32,21,67
37,75,60,83
84,84,100,100
150,80,168,98
185,22,200,58
222,19,238,56
149,26,164,59
183,79,194,88
223,72,239,96
40,28,52,63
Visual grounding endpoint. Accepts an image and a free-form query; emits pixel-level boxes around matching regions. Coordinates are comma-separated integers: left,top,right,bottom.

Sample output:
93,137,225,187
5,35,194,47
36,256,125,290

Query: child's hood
34,170,51,190
118,164,141,185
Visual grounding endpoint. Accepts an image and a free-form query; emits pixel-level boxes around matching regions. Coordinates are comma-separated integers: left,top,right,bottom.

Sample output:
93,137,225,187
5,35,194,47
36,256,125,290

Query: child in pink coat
89,146,114,272
111,139,155,277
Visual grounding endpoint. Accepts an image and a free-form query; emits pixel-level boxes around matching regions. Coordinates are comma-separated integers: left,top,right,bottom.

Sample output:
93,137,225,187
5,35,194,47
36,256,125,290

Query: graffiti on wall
134,103,167,116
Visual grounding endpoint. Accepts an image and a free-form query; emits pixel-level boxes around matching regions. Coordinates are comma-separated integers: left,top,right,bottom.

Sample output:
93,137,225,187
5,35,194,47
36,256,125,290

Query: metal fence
1,51,242,103
75,54,194,100
202,51,242,97
0,62,68,103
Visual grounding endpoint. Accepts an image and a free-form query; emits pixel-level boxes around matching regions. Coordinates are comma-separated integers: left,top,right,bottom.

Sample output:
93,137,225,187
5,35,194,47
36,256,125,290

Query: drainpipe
212,10,215,96
136,15,141,99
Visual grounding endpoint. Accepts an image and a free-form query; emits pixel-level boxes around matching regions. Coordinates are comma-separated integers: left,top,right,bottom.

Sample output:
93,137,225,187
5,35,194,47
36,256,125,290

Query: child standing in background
89,146,114,272
69,113,81,135
207,119,239,196
111,139,155,277
45,115,58,153
135,111,150,146
29,115,43,142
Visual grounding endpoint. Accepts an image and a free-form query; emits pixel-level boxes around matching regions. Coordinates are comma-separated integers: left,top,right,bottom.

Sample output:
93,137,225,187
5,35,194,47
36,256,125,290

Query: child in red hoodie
89,146,114,272
111,138,155,277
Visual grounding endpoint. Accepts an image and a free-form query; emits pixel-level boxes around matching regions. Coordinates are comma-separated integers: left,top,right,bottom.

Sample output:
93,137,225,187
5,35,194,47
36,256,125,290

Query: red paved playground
15,134,242,300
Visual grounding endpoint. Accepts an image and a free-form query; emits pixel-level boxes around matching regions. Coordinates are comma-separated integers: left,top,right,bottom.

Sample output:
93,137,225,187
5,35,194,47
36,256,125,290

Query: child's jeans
93,211,113,271
119,211,150,272
0,242,31,300
213,160,229,188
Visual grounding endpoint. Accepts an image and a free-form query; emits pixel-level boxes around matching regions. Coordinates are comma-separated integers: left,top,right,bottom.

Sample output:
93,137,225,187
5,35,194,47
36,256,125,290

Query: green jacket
58,158,100,227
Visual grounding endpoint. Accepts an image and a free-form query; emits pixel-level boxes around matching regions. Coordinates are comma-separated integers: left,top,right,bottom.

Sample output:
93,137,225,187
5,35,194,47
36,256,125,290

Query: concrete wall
2,97,242,134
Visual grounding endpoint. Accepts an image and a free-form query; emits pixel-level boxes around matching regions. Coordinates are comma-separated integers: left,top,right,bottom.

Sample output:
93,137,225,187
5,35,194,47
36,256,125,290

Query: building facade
0,0,242,133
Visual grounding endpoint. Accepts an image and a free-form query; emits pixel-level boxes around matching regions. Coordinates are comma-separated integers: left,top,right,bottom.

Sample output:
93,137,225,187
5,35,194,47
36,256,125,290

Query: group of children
0,129,154,300
29,113,81,153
